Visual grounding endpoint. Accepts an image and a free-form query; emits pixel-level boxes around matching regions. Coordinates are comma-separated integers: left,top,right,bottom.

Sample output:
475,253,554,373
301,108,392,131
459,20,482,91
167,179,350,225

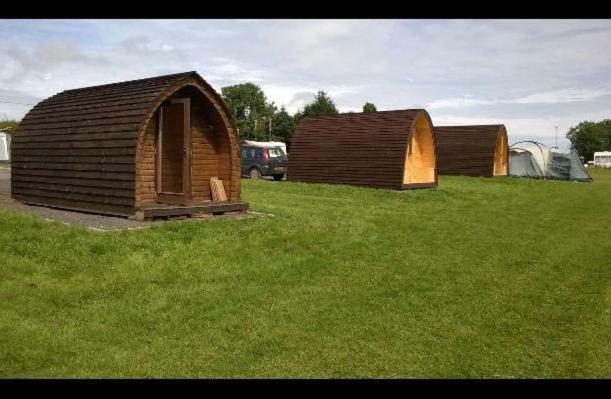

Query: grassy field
1,169,610,378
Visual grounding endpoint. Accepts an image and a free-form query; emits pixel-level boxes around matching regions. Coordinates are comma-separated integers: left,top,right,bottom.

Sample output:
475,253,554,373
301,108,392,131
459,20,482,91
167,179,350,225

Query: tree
0,119,19,134
220,83,276,140
271,106,295,145
295,91,339,122
363,102,377,113
566,119,611,161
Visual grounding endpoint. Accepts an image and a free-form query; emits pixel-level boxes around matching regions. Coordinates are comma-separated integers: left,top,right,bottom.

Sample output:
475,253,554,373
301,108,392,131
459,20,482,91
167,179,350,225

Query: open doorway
403,114,436,186
493,129,508,176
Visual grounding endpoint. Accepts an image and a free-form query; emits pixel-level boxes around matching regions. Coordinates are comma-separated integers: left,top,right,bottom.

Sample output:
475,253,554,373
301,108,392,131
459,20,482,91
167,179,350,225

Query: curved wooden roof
15,71,234,141
434,124,508,177
287,109,434,189
11,71,238,215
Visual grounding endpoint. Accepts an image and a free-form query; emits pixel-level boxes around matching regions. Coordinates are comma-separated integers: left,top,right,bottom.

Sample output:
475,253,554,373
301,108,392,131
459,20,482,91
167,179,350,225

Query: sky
1,19,611,149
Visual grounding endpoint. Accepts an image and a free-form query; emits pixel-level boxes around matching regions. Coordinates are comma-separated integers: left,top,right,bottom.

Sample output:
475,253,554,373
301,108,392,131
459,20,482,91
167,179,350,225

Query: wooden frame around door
156,98,191,204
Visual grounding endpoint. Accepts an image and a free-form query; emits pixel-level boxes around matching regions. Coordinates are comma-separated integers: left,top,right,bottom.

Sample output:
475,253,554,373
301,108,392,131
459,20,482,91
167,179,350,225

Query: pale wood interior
493,128,509,176
403,114,436,184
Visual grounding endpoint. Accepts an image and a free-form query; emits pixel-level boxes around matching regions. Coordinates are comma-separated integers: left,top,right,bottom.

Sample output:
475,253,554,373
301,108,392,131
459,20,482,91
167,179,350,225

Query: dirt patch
0,169,260,231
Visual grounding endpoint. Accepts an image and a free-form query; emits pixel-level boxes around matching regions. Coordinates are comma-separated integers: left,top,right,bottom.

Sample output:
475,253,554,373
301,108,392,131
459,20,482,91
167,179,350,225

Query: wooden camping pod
286,109,437,189
11,71,247,217
434,125,509,177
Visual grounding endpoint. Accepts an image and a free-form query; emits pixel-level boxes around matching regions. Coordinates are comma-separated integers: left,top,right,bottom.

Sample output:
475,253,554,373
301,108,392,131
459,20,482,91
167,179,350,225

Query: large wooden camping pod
11,71,247,219
434,125,509,177
287,109,437,189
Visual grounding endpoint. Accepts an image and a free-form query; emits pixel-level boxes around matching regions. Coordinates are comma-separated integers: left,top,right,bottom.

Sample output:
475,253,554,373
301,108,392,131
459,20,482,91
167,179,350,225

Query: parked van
241,144,287,180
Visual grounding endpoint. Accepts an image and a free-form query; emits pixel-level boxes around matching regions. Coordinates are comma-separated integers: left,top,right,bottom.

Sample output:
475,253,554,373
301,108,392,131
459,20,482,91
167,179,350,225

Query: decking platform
134,201,249,220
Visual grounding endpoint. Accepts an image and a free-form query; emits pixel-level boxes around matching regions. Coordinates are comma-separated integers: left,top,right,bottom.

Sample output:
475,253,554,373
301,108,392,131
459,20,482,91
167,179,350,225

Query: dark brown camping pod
434,125,509,177
11,71,247,219
287,109,437,189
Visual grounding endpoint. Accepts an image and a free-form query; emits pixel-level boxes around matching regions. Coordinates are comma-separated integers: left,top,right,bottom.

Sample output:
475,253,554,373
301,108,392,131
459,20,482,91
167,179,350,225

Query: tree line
220,82,377,146
220,82,611,161
0,120,19,132
2,82,610,161
566,120,611,162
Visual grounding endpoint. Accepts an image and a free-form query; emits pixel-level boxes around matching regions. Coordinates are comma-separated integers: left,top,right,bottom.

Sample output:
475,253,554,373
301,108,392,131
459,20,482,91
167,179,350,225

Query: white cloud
1,19,610,140
423,88,611,111
426,97,497,109
511,88,611,104
262,84,363,114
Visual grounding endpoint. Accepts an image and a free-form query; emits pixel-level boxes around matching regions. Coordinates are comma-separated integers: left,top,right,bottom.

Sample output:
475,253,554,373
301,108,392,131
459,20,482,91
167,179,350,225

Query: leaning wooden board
210,177,227,202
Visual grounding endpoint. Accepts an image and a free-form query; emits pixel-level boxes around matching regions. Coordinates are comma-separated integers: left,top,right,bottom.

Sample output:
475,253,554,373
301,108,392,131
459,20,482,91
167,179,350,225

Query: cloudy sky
1,19,611,149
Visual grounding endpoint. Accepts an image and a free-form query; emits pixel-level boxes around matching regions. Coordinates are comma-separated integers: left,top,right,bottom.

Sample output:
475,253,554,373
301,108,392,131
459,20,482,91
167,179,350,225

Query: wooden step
136,201,248,220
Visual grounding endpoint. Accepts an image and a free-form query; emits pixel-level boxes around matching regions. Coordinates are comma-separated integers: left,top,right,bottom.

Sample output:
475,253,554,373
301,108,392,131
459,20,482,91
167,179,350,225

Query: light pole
555,125,558,148
269,117,272,141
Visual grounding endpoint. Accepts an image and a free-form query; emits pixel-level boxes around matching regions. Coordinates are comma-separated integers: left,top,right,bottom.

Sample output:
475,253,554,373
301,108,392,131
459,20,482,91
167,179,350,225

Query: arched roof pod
287,109,437,189
12,72,246,217
434,124,509,177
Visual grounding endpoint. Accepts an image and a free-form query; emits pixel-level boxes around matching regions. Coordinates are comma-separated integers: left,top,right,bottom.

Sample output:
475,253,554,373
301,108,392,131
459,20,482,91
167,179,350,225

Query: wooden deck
134,201,248,220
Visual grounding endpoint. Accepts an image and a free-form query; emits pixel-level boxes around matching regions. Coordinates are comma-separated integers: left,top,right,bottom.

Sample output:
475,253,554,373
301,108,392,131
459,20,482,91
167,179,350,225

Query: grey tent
509,141,591,182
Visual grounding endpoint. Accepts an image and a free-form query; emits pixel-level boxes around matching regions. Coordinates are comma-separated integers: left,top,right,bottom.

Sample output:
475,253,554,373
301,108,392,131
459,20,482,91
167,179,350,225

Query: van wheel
272,174,284,181
249,168,262,179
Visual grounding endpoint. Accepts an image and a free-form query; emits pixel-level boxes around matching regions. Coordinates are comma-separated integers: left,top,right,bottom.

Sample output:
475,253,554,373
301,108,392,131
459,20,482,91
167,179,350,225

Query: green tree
220,83,276,140
566,120,611,161
363,102,377,113
295,91,339,122
271,106,295,145
0,119,19,134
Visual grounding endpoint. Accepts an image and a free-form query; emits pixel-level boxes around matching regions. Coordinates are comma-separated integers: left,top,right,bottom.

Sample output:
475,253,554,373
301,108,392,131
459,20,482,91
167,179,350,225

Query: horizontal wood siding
434,125,508,177
135,110,157,205
13,71,243,216
189,102,219,202
287,110,432,189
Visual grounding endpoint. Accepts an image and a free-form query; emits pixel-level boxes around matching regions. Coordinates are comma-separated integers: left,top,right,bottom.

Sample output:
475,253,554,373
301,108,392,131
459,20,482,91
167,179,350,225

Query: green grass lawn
1,169,610,378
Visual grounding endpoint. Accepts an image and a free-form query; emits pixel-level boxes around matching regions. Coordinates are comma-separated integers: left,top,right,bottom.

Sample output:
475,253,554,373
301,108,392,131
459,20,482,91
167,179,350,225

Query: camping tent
509,141,591,182
0,132,9,161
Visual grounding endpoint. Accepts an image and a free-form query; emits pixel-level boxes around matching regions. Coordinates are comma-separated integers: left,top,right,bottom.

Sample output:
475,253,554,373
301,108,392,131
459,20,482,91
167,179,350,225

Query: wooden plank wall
198,97,237,202
135,111,157,205
226,125,240,201
190,98,222,202
287,110,431,190
434,125,508,177
134,84,240,206
12,71,242,216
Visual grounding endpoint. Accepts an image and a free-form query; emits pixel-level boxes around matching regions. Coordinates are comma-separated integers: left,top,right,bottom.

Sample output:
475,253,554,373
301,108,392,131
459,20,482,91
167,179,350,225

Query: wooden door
156,98,191,204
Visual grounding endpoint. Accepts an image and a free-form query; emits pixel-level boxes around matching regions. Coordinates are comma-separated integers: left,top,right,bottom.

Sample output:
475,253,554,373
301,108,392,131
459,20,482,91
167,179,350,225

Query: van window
241,147,257,158
268,147,285,158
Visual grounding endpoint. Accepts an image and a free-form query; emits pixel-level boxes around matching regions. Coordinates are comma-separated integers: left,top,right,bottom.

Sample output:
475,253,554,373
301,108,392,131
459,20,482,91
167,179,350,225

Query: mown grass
1,169,610,378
